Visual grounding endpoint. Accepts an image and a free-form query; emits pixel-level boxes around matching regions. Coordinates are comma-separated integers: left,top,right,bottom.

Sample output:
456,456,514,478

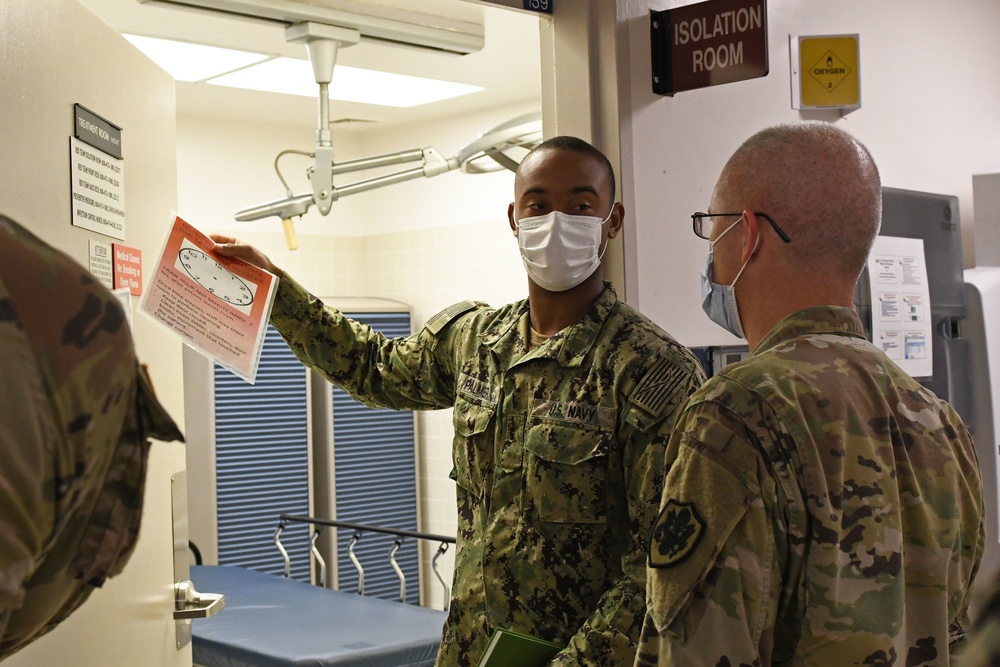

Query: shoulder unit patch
648,499,706,568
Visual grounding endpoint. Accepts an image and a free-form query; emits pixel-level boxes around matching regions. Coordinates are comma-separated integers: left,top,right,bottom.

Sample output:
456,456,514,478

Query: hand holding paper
210,234,285,278
140,214,278,384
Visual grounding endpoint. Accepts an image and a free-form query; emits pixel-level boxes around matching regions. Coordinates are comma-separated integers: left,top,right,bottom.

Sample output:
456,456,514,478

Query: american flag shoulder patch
631,357,689,417
424,300,482,335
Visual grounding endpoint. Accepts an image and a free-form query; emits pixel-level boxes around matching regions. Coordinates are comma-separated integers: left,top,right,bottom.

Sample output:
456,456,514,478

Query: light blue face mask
700,217,755,339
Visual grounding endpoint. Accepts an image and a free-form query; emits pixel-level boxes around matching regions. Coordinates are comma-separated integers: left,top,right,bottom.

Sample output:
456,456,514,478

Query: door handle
174,580,225,620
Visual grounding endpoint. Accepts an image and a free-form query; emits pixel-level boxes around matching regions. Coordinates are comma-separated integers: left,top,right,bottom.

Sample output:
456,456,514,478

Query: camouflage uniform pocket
523,423,608,524
450,398,496,496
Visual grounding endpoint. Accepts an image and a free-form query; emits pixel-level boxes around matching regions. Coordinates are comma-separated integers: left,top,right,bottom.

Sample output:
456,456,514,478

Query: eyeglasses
691,212,792,243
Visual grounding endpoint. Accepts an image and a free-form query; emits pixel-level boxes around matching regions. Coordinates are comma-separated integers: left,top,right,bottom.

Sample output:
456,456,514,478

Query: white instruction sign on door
70,136,126,240
866,235,933,377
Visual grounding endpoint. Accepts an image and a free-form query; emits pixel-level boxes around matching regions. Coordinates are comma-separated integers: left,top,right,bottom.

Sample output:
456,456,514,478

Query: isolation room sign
651,0,768,95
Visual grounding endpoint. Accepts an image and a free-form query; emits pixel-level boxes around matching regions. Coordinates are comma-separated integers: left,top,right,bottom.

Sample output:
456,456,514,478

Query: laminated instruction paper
140,213,277,383
866,235,933,378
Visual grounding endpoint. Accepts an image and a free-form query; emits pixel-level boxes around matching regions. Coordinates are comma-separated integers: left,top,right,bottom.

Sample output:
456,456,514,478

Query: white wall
617,0,1000,348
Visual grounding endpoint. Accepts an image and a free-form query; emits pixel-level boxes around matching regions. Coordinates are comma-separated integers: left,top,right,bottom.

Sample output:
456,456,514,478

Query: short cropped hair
713,122,881,281
525,135,617,203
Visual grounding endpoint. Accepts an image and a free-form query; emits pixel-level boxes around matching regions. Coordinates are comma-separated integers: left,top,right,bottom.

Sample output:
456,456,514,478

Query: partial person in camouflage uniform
0,215,183,659
635,123,984,666
213,136,706,666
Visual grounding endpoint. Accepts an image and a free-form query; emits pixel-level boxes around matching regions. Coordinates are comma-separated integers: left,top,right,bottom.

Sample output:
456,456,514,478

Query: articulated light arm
234,147,460,247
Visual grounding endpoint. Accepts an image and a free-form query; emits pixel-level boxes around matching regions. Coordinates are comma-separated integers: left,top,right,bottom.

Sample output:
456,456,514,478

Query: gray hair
713,122,881,282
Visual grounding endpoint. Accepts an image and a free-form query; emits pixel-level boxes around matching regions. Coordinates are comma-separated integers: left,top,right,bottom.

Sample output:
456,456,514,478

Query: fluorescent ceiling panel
124,34,268,82
207,57,483,107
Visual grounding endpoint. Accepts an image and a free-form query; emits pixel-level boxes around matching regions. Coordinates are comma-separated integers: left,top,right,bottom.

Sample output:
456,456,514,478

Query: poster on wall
865,235,933,378
139,213,277,384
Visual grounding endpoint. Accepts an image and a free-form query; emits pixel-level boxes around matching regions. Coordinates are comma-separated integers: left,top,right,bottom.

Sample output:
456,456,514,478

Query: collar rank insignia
648,499,705,568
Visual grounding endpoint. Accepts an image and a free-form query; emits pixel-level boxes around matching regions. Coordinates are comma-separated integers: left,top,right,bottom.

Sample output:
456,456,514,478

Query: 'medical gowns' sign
651,0,768,96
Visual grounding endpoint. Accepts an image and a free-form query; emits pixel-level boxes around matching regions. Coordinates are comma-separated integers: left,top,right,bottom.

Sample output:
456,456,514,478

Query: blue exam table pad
190,565,447,667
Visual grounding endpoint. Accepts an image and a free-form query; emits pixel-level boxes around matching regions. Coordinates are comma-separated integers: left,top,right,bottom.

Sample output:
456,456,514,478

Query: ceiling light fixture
123,34,269,82
206,58,482,107
124,34,481,108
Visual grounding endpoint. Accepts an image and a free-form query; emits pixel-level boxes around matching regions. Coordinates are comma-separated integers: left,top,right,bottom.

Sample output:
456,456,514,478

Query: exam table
191,565,448,667
190,516,453,667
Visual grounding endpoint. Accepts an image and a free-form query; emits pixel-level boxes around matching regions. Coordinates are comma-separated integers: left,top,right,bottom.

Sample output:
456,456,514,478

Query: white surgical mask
516,209,612,292
700,217,756,339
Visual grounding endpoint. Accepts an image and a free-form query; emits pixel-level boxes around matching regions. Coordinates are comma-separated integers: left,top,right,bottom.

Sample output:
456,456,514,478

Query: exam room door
0,1,192,665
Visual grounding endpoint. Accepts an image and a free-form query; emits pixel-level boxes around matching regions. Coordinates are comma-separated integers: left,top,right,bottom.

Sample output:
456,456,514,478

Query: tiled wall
232,230,369,298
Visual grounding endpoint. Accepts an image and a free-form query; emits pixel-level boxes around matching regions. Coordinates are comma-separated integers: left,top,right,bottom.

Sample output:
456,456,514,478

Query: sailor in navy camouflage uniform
214,136,706,666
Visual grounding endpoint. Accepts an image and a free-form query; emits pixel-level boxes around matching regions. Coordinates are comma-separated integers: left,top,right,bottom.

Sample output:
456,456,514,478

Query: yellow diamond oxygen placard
791,34,860,111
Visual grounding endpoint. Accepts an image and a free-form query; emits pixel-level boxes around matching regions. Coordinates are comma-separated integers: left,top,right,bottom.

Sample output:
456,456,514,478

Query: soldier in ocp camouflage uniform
636,123,984,666
214,136,706,666
0,215,183,659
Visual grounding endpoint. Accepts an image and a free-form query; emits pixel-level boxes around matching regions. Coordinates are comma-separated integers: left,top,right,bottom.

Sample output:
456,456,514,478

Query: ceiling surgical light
457,113,545,174
234,111,543,249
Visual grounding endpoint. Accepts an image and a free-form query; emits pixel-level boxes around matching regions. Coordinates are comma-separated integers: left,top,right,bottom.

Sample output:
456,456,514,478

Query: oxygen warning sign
791,34,861,111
